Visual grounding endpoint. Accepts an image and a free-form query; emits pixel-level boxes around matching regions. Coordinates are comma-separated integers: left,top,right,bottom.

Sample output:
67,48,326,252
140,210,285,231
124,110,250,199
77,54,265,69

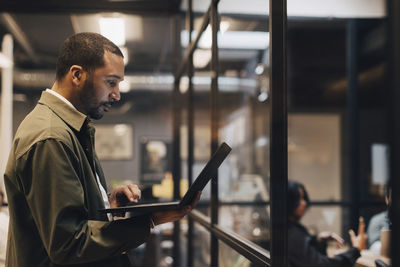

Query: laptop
99,142,232,216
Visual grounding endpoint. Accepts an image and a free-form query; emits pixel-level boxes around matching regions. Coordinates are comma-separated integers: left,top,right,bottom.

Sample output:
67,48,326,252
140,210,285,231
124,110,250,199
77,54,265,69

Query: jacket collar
38,90,89,132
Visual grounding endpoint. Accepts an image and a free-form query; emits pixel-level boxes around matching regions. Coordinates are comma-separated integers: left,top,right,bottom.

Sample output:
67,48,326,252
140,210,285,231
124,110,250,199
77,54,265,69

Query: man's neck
50,81,84,114
51,81,70,99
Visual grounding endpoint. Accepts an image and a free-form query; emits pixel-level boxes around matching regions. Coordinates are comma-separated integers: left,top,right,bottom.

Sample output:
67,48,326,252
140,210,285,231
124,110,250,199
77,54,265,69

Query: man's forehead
95,51,124,78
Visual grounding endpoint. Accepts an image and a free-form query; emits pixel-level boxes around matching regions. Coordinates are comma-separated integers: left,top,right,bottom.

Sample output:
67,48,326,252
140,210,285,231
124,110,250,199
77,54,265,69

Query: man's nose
110,87,121,102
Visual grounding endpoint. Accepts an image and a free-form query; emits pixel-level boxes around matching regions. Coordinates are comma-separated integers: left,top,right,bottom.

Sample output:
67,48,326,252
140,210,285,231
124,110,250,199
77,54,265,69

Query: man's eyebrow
106,75,123,80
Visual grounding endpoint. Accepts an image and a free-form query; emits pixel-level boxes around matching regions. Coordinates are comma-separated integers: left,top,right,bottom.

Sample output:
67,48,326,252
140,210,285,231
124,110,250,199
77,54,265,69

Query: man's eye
108,80,117,87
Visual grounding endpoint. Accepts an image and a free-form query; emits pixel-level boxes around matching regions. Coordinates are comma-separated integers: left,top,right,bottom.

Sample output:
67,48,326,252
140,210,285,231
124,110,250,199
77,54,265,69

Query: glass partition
286,6,389,266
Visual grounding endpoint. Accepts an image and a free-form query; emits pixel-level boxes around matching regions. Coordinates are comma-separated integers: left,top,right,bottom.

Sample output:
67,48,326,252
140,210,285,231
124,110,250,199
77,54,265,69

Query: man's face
80,50,124,120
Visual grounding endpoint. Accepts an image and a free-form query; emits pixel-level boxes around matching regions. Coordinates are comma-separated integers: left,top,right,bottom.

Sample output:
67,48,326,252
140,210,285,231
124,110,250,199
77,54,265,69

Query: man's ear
70,65,84,87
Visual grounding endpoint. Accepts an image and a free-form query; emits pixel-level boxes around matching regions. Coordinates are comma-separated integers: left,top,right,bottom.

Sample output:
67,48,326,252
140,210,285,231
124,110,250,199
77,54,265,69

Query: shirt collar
45,88,76,109
38,90,88,132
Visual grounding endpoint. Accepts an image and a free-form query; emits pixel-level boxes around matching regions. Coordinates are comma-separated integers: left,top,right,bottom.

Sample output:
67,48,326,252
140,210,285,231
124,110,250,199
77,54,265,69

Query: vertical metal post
172,14,182,267
186,0,195,266
388,0,400,265
269,0,287,266
0,34,13,192
346,19,360,231
210,0,220,266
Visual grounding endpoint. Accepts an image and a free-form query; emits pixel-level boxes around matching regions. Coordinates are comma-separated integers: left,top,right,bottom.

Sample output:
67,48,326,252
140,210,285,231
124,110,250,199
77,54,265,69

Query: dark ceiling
0,0,268,74
0,0,182,14
0,1,181,73
0,0,388,109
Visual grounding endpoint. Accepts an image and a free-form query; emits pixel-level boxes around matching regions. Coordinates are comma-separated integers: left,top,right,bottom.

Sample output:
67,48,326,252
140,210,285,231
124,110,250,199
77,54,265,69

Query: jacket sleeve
17,138,150,265
309,235,328,255
288,226,360,267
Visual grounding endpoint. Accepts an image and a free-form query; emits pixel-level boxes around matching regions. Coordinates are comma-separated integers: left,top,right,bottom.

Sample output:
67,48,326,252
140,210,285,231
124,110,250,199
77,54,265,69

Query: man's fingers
152,209,189,226
150,191,203,226
118,187,134,202
127,184,141,202
113,184,141,203
190,191,202,209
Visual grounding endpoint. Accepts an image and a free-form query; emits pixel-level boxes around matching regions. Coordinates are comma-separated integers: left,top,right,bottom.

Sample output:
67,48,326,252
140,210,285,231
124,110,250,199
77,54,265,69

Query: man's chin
89,111,104,120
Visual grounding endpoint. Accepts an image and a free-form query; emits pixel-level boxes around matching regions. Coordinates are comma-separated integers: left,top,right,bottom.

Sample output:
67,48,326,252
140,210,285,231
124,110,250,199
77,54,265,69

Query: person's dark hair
287,180,310,218
55,32,123,81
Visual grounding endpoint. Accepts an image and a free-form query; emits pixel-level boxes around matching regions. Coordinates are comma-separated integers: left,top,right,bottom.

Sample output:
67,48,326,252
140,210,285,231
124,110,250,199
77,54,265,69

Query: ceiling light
218,31,269,50
99,17,126,46
255,63,265,75
181,30,269,50
257,91,269,102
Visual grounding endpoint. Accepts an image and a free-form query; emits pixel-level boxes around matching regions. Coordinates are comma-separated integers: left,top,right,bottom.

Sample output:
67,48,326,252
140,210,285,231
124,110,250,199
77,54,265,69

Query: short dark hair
55,32,123,81
287,180,310,218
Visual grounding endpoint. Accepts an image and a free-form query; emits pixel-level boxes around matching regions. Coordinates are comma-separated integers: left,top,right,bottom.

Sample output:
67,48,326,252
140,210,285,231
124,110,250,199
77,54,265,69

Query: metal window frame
269,0,288,266
172,12,183,267
185,1,195,266
346,19,361,231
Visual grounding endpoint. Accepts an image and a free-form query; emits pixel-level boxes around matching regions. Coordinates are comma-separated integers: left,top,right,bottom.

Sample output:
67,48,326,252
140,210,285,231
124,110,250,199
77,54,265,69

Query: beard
80,75,113,120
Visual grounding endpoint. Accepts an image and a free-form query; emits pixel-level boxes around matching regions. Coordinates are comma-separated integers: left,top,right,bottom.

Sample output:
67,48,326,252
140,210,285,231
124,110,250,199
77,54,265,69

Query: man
3,32,199,267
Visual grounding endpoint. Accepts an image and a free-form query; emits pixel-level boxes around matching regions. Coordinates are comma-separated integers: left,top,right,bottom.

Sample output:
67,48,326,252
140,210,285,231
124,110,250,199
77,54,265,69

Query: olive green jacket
4,91,150,267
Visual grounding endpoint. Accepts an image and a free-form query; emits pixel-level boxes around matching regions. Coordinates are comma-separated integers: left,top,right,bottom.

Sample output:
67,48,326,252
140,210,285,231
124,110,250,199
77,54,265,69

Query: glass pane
301,206,342,236
179,5,271,264
219,240,265,267
192,222,211,267
181,12,271,243
286,9,389,264
132,221,189,267
98,90,174,195
288,114,341,202
219,205,269,249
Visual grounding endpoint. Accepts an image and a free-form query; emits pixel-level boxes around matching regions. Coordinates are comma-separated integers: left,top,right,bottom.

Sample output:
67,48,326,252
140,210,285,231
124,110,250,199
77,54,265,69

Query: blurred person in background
367,185,391,254
288,180,367,267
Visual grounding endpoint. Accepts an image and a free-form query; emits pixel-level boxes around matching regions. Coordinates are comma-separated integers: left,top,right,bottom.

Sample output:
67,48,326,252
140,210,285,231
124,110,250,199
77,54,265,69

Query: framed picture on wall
94,124,133,160
140,138,172,184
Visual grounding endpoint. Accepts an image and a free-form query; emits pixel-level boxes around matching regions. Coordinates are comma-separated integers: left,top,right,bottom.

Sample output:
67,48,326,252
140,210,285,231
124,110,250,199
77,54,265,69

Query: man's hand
151,191,201,226
349,217,368,252
109,184,141,208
